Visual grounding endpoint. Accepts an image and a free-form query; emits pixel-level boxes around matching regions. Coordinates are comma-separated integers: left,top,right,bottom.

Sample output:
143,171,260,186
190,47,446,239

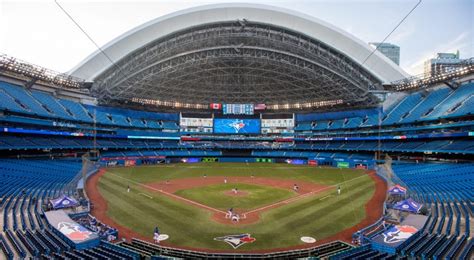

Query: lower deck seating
390,163,473,259
0,159,86,259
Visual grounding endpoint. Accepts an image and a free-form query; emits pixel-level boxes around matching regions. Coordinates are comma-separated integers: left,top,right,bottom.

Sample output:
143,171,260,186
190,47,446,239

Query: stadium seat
0,82,51,117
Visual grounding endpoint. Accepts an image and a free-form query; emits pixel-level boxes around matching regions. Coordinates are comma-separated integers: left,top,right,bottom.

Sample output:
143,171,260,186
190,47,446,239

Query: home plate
301,236,317,243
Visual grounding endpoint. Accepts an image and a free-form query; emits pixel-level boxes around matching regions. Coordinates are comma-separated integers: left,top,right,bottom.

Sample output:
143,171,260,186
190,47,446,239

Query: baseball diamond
87,163,385,251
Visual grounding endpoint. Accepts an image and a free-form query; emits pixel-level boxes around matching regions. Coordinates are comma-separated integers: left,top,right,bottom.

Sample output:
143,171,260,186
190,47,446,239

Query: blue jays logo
382,225,417,244
58,222,92,241
229,120,246,133
214,233,256,249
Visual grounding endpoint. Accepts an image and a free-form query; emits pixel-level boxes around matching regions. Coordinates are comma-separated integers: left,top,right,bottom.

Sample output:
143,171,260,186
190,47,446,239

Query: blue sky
0,0,472,76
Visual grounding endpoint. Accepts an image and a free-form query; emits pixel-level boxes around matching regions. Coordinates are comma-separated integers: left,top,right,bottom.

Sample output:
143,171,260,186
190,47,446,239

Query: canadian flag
210,103,222,109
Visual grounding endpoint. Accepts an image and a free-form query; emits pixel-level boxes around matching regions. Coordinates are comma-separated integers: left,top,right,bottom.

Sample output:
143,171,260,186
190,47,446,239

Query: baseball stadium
0,2,473,259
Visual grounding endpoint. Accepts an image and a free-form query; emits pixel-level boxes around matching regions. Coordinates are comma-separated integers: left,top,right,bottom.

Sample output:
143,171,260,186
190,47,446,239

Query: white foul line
243,172,374,215
319,195,333,201
108,172,226,214
138,193,152,199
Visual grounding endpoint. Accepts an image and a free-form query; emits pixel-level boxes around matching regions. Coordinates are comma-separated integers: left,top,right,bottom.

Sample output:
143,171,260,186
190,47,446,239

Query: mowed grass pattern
98,163,375,250
175,183,295,210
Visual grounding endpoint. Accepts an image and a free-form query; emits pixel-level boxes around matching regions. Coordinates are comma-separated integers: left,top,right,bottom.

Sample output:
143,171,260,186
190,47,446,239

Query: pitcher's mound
223,190,249,197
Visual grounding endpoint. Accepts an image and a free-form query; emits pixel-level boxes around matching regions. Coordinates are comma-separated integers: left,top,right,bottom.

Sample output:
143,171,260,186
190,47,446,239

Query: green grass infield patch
174,183,295,211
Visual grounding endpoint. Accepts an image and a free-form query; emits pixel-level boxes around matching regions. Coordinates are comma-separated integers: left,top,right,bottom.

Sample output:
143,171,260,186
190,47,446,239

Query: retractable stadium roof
70,3,409,110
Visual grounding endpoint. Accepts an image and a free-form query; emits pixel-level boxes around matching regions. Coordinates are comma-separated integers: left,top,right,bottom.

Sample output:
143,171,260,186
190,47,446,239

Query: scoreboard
222,104,254,115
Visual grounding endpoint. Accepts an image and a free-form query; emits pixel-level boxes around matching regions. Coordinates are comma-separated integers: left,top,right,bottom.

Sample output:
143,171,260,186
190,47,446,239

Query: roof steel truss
93,21,381,107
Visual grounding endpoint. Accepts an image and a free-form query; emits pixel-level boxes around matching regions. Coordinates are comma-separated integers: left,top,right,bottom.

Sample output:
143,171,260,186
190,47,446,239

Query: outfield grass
175,183,295,210
98,163,375,251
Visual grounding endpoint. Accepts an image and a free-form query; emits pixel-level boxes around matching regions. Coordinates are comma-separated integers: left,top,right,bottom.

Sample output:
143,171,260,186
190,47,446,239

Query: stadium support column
376,105,383,161
81,153,90,201
92,109,99,158
23,78,38,89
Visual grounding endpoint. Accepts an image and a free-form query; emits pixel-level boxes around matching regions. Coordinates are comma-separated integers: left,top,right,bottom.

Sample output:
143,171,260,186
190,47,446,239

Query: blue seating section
0,159,142,259
382,93,423,125
424,83,474,120
29,90,73,120
0,82,52,117
162,121,179,130
252,150,317,158
329,244,395,260
447,95,474,118
85,106,114,125
343,117,363,129
361,114,379,127
0,135,472,156
295,140,474,154
0,89,29,114
0,81,179,130
101,150,222,157
400,87,451,123
57,99,94,122
295,82,474,131
2,80,473,138
294,122,311,131
389,163,473,259
393,163,473,206
0,160,81,258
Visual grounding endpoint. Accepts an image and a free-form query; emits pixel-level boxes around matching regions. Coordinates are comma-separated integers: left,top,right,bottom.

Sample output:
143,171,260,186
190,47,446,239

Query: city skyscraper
423,51,464,77
369,42,400,65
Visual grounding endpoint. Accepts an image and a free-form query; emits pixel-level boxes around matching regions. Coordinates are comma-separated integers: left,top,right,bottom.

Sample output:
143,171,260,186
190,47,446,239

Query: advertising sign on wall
337,161,350,168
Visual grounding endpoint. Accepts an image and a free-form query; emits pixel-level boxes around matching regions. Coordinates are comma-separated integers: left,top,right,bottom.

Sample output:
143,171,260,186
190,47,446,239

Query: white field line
138,193,152,199
319,195,333,201
108,172,227,214
243,172,374,215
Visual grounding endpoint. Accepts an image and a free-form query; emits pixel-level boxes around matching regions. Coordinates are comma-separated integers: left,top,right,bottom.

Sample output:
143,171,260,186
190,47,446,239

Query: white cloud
403,31,472,75
390,25,415,43
389,26,415,43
